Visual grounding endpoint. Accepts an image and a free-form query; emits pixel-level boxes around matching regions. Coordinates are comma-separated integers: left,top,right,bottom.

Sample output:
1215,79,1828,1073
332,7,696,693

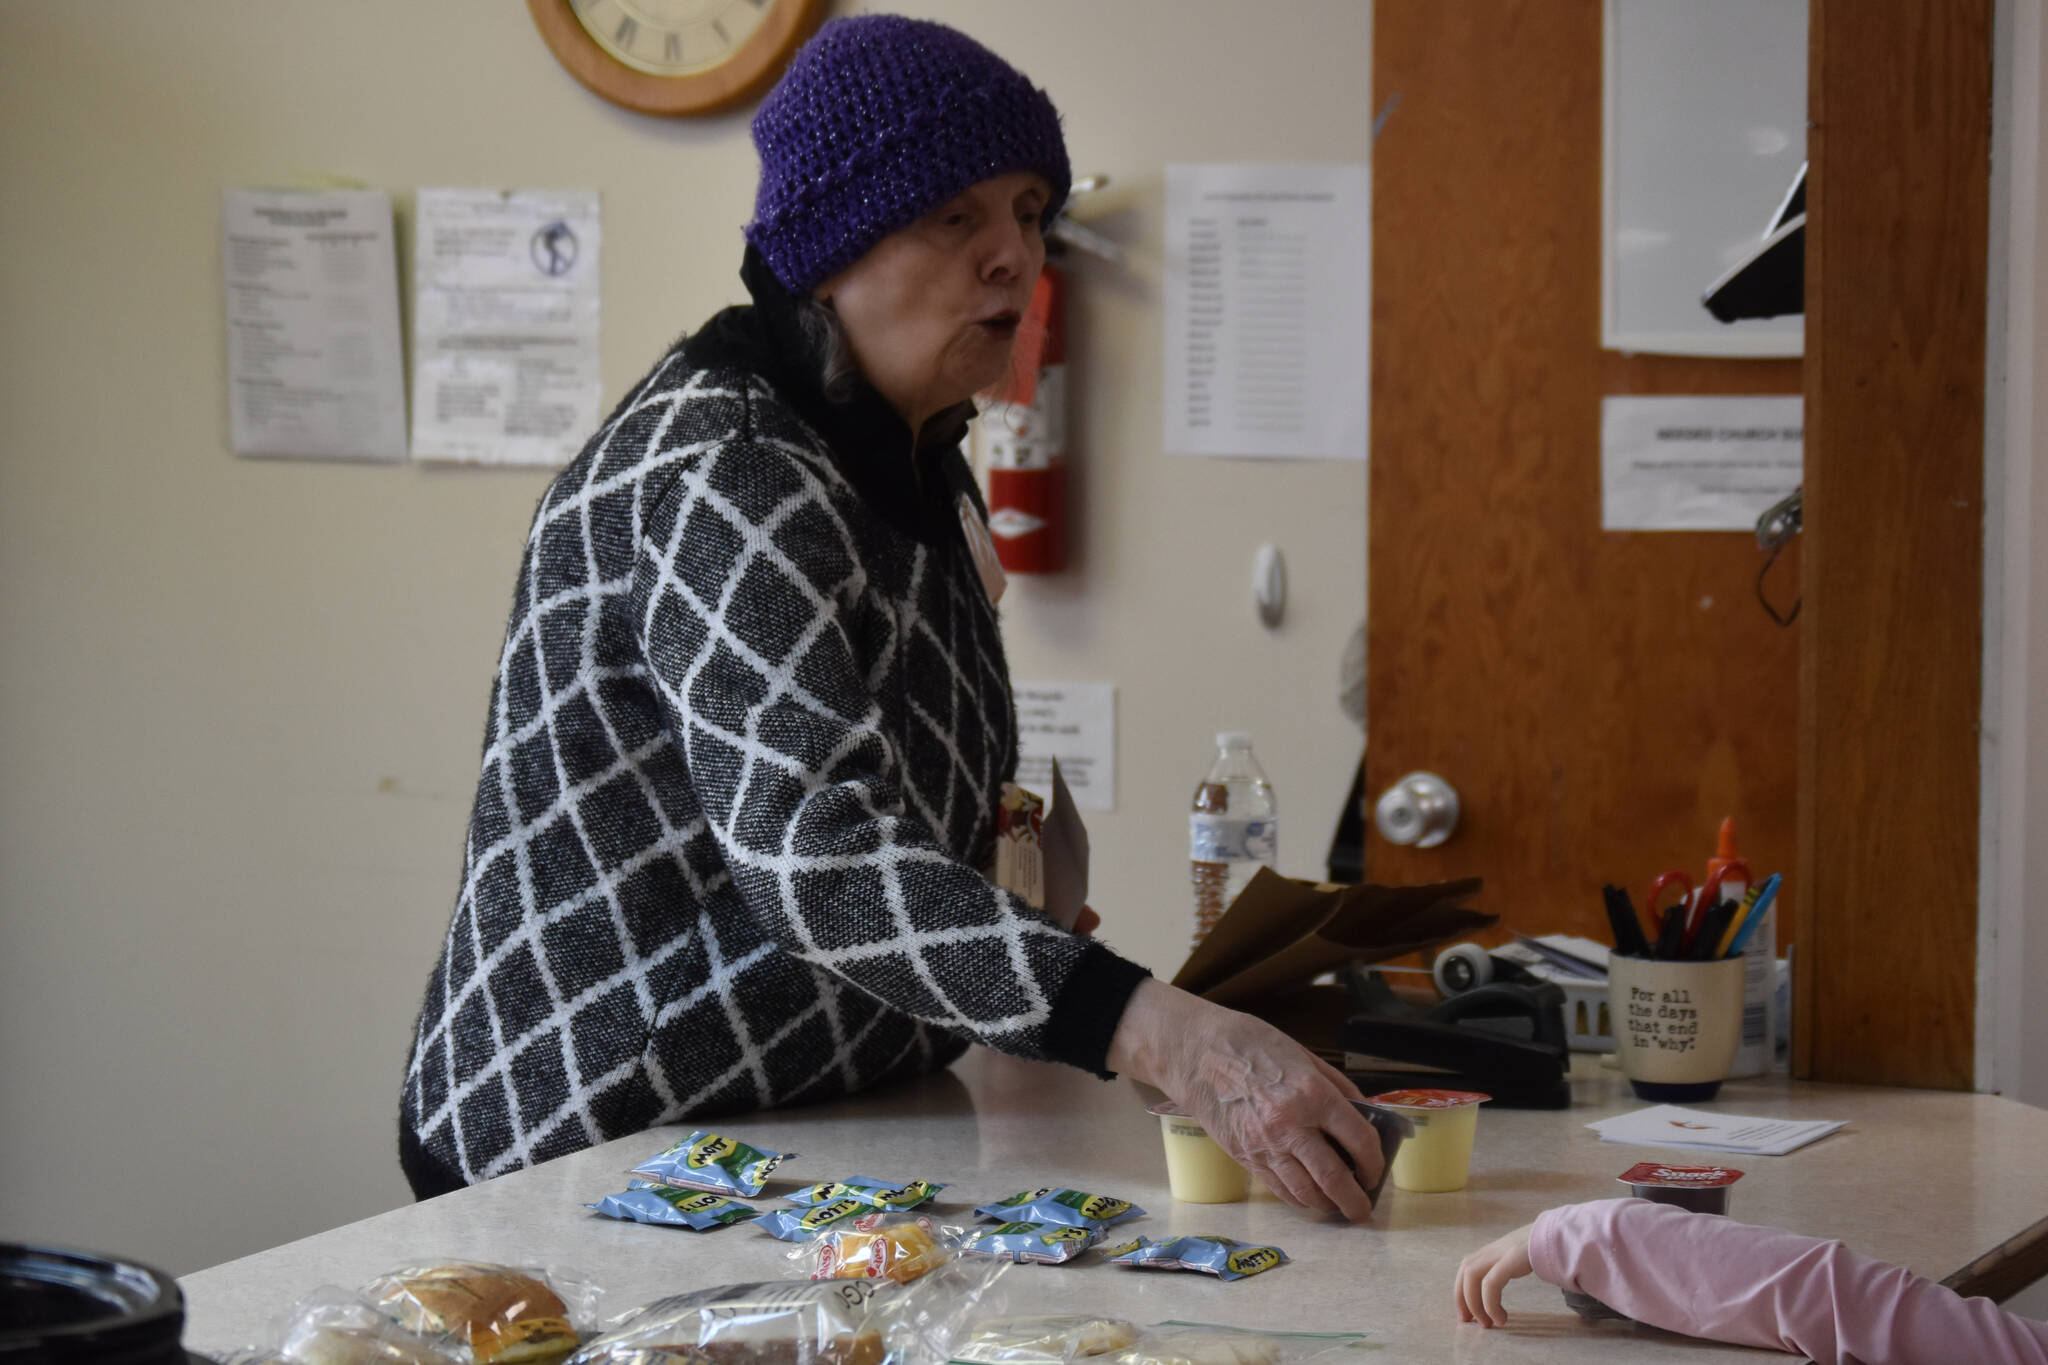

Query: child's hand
1454,1222,1536,1328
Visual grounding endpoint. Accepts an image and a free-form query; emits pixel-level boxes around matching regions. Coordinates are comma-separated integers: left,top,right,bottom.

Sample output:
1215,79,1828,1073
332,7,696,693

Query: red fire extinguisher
982,260,1067,574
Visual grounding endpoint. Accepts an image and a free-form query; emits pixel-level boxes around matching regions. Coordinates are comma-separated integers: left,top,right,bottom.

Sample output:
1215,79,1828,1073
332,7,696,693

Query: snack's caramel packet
972,1188,1143,1231
808,1213,950,1284
1105,1235,1289,1281
785,1176,947,1211
756,1194,870,1241
629,1131,790,1198
952,1220,1099,1265
589,1180,756,1230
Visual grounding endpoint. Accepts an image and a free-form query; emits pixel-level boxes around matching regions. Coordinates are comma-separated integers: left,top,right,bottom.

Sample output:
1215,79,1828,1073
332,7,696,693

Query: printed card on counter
1589,1104,1844,1156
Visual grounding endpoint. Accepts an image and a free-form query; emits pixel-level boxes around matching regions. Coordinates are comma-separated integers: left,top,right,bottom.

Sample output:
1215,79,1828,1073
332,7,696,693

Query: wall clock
528,0,825,117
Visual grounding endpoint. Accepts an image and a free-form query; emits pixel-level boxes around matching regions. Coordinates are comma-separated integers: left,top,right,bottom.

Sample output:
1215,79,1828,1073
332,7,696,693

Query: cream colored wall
0,2,1371,1274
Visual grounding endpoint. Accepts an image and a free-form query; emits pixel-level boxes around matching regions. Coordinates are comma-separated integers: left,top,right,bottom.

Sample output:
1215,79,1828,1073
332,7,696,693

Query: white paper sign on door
1601,395,1802,531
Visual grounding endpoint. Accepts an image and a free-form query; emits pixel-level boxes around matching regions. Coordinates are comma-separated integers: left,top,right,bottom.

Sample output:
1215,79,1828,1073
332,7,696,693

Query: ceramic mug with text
1608,954,1745,1101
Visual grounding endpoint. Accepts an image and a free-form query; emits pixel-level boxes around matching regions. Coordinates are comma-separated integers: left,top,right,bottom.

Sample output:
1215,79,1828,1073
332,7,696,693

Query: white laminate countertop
181,1051,2048,1361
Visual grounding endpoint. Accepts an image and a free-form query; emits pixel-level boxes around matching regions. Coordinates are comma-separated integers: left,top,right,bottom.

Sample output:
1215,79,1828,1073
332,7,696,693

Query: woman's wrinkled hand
1106,979,1383,1220
1453,1222,1536,1328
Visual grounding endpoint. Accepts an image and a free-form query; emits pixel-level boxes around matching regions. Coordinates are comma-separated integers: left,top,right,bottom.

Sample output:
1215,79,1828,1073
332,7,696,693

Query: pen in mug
1690,900,1739,961
1602,883,1652,958
1714,879,1766,959
1644,870,1693,960
1722,873,1783,959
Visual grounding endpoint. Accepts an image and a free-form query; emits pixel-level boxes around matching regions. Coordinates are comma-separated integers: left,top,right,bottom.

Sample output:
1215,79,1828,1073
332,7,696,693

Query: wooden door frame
1796,0,1992,1088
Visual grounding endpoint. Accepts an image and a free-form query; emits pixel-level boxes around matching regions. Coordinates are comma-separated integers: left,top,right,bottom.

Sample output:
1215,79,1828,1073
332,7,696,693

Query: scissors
1685,858,1753,955
1644,869,1693,959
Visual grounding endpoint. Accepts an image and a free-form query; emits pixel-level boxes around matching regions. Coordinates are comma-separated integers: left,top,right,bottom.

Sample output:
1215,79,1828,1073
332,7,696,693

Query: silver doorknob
1374,771,1460,848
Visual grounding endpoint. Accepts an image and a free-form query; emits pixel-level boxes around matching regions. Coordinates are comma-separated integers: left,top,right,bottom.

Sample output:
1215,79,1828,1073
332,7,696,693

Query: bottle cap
1706,817,1741,879
1216,730,1252,750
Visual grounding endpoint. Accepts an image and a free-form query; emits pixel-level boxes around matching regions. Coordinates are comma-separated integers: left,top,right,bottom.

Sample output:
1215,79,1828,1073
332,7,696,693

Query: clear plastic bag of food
274,1287,461,1365
791,1213,951,1284
949,1315,1141,1364
955,1320,1368,1365
1119,1325,1372,1365
629,1131,793,1198
361,1260,600,1365
566,1259,1007,1365
564,1279,891,1365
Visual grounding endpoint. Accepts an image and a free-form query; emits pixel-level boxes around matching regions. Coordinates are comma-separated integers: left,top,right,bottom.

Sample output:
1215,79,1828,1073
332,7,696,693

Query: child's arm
1517,1197,2048,1363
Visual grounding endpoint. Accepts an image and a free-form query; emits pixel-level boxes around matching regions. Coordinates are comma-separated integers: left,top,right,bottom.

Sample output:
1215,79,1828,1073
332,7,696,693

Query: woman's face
815,171,1051,431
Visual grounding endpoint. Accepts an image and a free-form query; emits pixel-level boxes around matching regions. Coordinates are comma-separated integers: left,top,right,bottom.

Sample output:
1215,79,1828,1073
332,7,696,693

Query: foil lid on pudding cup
1367,1089,1491,1110
1617,1162,1744,1189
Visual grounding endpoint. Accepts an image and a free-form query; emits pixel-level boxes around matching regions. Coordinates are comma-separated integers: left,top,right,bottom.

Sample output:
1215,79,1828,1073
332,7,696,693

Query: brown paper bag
1169,867,1496,1051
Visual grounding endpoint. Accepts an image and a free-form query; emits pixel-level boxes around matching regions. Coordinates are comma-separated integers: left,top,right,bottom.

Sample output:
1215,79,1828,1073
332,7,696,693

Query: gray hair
793,296,864,403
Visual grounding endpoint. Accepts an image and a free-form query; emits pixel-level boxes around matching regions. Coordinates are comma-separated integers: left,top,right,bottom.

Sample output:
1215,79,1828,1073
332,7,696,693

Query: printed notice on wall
1601,395,1803,531
411,188,601,467
221,189,408,461
1014,682,1115,812
1164,163,1370,460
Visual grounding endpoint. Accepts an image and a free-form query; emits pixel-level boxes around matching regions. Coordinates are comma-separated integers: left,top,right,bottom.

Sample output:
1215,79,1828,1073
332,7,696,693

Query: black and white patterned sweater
399,260,1149,1195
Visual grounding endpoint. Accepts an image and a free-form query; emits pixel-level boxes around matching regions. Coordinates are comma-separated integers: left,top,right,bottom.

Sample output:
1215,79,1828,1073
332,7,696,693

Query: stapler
1337,962,1573,1109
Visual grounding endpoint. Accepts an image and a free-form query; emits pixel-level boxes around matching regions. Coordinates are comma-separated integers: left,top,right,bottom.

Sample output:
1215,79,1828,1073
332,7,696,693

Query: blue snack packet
951,1220,1099,1265
972,1188,1144,1231
754,1195,870,1241
629,1131,791,1198
784,1176,946,1211
589,1180,756,1230
1104,1234,1289,1281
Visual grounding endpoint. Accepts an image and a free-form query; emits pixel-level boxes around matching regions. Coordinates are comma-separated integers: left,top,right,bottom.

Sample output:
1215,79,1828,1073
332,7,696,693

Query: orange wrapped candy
811,1214,948,1284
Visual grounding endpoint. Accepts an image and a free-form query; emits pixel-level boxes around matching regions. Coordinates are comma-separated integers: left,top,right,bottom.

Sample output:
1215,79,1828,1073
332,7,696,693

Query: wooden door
1366,1,1990,1090
1367,2,1802,949
1796,0,1988,1089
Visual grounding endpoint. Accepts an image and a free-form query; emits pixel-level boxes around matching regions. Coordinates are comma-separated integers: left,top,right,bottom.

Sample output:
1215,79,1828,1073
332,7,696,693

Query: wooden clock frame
526,0,825,117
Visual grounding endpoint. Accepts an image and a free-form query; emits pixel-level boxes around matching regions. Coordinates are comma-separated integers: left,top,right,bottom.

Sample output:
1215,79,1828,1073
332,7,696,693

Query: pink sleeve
1527,1198,2048,1364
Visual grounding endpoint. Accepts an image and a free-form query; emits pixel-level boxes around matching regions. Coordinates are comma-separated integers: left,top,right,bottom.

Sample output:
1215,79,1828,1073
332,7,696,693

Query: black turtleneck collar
682,247,979,546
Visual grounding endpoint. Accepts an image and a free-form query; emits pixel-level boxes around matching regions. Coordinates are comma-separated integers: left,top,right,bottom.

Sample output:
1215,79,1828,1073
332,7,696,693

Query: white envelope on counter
1589,1105,1845,1156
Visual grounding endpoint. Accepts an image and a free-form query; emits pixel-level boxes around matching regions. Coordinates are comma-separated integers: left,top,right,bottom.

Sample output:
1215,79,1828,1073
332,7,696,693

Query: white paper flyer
410,188,602,467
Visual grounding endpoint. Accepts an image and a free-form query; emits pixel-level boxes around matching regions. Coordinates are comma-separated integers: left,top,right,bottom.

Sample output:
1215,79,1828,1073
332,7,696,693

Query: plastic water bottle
1189,731,1278,949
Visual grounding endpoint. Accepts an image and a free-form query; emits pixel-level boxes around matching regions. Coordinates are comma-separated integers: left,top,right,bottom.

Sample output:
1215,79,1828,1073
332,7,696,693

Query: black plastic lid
0,1244,188,1365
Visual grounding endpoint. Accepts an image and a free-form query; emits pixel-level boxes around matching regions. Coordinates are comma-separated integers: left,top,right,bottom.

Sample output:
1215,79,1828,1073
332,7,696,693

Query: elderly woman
399,14,1381,1220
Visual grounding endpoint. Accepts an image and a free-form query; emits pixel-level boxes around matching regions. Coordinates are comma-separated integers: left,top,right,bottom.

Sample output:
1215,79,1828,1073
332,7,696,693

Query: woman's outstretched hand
1106,978,1384,1220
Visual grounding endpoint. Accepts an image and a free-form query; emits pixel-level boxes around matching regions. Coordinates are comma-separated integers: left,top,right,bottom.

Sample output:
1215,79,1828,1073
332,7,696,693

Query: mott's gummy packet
756,1195,872,1241
1104,1235,1290,1281
629,1130,791,1198
952,1220,1099,1265
589,1180,756,1230
785,1176,947,1211
973,1187,1144,1232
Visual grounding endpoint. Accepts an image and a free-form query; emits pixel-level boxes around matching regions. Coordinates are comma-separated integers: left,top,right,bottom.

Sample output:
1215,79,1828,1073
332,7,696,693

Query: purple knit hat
745,15,1071,293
